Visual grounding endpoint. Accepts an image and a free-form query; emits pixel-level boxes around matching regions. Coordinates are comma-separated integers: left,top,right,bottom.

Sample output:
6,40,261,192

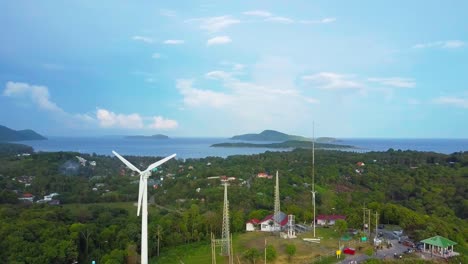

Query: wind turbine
112,150,176,264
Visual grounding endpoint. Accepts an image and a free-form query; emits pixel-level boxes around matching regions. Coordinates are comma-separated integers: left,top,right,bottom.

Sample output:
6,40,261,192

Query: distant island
231,130,310,141
212,140,354,149
0,125,47,142
230,129,340,143
125,134,169,139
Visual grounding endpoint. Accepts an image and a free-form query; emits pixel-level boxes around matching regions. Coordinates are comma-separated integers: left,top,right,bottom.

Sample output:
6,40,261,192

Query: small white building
259,212,288,232
245,219,260,232
44,193,59,201
316,215,346,226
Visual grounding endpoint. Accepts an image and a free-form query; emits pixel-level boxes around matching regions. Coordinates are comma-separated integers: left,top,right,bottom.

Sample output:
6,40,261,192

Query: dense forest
0,146,467,263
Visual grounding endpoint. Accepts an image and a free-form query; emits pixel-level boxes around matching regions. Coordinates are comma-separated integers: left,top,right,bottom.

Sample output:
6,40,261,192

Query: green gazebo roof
420,235,457,248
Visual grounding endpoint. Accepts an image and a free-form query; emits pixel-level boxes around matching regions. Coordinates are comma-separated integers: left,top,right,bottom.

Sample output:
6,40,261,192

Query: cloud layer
3,81,178,131
207,36,232,46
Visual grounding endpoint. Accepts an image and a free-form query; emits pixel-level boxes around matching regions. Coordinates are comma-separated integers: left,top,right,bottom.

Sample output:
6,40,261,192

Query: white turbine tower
112,150,176,264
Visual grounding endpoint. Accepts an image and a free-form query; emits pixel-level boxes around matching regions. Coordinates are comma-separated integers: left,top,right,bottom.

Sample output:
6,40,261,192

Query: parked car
402,240,415,248
415,242,424,251
343,248,356,255
378,224,385,229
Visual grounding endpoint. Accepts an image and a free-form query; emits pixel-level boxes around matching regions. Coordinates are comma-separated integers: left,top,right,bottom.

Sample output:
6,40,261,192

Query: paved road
340,231,408,264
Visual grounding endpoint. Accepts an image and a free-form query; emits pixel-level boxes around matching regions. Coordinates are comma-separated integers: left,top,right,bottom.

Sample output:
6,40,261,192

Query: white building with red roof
246,218,260,232
316,214,346,226
259,212,288,232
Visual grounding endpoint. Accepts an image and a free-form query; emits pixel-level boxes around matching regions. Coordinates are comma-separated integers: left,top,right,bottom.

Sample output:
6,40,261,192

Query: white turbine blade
112,150,142,173
137,174,144,216
144,154,176,173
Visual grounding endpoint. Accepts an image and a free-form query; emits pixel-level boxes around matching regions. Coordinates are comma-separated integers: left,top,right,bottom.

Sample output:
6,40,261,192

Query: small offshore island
213,130,353,149
125,134,169,140
211,140,354,149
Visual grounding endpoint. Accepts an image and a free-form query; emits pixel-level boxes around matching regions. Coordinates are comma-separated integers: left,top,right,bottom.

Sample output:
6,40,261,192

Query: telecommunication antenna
221,182,231,257
211,182,233,264
273,171,281,232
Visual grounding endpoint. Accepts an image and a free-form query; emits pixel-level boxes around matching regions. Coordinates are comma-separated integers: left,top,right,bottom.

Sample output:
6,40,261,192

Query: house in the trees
316,215,346,226
257,173,273,179
18,193,34,202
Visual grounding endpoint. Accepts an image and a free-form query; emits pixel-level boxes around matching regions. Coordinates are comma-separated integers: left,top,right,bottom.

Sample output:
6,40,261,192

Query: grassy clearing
151,241,223,264
153,227,374,263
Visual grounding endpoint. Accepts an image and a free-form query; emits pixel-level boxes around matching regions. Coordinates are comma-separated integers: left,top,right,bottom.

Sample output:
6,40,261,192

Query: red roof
23,193,33,198
316,214,346,221
260,214,288,226
247,218,260,224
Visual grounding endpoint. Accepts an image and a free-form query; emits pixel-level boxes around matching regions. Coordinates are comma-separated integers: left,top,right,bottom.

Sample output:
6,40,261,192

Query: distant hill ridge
231,130,310,141
0,125,47,142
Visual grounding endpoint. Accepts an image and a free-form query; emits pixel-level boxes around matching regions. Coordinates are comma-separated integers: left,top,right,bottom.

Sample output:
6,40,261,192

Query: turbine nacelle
112,150,176,216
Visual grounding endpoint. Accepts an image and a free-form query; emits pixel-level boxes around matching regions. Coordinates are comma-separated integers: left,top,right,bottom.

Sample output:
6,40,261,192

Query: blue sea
18,137,468,159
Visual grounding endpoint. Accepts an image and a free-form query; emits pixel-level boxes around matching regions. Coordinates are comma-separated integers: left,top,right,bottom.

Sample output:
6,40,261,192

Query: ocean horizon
14,137,468,159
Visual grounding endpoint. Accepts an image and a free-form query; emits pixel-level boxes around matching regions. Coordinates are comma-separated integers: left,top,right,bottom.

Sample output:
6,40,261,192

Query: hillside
231,130,310,141
0,125,46,142
0,142,34,155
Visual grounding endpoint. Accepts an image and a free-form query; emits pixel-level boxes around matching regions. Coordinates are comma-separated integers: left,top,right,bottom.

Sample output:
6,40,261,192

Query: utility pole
368,209,371,237
375,212,378,240
157,225,161,257
264,239,267,264
362,205,367,234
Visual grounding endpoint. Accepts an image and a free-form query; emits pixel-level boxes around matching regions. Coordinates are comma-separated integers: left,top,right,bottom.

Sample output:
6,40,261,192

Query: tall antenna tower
273,171,281,232
211,182,233,264
221,182,231,257
312,122,316,237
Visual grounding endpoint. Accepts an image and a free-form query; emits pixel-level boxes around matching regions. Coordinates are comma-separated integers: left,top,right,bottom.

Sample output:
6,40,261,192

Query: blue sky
0,1,467,138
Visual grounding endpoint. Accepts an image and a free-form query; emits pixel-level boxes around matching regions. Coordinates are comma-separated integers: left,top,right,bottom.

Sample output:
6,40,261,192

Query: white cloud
132,35,154,44
176,79,232,108
265,16,294,24
433,96,468,108
242,10,272,17
321,17,337,24
149,116,178,129
413,40,465,49
188,16,241,33
205,71,233,80
367,77,416,88
300,17,336,24
177,58,317,134
304,97,320,104
3,81,63,112
159,9,176,17
152,53,161,59
302,72,364,90
3,81,97,128
164,39,184,45
207,36,232,46
96,108,144,129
